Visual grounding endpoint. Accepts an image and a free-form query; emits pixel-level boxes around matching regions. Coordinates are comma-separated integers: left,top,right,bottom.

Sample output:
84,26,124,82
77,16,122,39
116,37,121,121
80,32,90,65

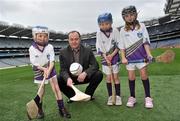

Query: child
119,6,153,108
96,13,122,106
29,26,71,118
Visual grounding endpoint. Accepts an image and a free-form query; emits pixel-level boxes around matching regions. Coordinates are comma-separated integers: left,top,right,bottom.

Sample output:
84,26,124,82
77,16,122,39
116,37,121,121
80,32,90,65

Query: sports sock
115,84,120,96
106,83,112,96
129,80,135,97
142,78,151,97
57,100,64,109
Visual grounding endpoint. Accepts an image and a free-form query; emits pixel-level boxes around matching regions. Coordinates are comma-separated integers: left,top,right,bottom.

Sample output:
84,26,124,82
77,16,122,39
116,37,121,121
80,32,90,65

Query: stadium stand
82,18,180,50
164,0,180,19
0,21,69,69
1,17,180,68
0,0,180,69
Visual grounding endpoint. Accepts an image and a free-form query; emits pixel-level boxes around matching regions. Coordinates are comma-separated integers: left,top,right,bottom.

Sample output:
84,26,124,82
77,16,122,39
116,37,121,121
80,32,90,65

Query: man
58,31,103,102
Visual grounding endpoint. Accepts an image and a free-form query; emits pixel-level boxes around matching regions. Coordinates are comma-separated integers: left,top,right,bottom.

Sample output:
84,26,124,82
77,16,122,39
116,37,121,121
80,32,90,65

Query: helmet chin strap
100,27,112,33
35,41,48,47
126,20,136,26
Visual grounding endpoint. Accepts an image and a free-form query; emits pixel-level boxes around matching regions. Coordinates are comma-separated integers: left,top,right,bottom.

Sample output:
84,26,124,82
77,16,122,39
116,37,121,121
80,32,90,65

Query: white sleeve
118,28,126,50
142,23,150,44
49,44,55,62
96,32,103,54
29,47,39,66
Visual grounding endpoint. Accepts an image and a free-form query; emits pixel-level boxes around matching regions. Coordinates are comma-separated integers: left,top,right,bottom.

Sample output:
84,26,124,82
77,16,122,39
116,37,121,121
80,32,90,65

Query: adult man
58,31,103,102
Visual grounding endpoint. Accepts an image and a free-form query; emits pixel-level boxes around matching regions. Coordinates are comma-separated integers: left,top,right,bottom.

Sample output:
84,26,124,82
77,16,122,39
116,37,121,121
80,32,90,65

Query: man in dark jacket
58,30,103,101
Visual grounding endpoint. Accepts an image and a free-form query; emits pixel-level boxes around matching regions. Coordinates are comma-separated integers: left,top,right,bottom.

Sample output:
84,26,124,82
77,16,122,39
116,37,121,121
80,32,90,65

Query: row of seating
0,55,60,69
0,37,68,48
147,20,180,36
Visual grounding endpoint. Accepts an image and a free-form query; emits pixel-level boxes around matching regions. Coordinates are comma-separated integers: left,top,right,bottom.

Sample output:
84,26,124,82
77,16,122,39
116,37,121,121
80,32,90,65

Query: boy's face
99,22,112,31
68,32,81,49
124,13,137,23
34,33,48,46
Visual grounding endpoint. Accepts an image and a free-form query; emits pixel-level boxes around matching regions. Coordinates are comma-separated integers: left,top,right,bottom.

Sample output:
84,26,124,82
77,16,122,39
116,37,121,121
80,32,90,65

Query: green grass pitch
0,48,180,121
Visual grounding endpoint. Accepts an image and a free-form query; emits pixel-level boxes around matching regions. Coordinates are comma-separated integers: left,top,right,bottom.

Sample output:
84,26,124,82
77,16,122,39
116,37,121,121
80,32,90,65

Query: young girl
119,6,153,108
96,13,122,106
29,26,71,118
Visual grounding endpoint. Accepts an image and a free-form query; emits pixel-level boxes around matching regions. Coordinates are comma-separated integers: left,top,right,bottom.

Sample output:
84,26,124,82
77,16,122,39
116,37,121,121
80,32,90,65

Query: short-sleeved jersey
29,42,56,81
118,23,150,61
96,28,120,66
29,42,55,66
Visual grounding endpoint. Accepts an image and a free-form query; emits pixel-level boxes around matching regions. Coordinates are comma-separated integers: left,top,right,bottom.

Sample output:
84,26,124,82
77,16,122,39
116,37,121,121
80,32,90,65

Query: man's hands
67,78,73,87
66,72,87,87
77,72,87,82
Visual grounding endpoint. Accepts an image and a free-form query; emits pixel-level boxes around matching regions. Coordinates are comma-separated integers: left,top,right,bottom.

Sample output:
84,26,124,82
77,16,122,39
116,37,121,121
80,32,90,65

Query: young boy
96,13,122,106
29,26,71,118
119,6,153,108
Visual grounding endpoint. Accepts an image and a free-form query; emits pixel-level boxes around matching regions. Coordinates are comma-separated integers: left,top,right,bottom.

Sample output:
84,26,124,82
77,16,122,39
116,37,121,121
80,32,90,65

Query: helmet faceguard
122,5,137,24
97,13,113,25
34,39,48,47
32,26,49,47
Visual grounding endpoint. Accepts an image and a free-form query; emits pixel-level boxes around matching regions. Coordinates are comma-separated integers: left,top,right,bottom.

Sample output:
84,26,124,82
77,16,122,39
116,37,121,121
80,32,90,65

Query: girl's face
34,33,48,46
99,22,112,31
124,13,137,23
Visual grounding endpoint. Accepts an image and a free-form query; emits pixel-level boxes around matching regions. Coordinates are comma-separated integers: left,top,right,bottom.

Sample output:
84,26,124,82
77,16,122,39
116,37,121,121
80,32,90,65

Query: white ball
69,62,83,76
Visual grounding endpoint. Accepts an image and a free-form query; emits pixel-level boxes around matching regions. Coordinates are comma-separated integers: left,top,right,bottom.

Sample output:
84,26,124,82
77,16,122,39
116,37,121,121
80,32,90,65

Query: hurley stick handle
37,76,46,97
108,64,116,105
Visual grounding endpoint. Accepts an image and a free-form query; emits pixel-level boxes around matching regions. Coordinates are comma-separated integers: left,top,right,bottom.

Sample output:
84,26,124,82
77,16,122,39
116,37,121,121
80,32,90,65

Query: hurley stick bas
153,49,175,63
123,49,175,64
26,76,46,120
70,85,91,101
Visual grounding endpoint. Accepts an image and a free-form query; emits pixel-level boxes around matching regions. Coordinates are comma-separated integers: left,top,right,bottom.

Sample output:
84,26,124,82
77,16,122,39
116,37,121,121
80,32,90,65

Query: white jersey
96,28,120,54
29,43,55,67
118,23,150,61
96,28,120,65
29,42,56,82
119,23,150,49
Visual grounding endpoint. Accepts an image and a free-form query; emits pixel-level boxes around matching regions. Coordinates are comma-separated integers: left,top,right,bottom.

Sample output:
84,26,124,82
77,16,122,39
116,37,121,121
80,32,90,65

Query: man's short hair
68,30,81,39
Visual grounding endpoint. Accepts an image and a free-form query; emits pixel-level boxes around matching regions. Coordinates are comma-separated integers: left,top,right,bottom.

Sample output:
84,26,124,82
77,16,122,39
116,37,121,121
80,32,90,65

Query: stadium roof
164,0,180,19
0,21,68,40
